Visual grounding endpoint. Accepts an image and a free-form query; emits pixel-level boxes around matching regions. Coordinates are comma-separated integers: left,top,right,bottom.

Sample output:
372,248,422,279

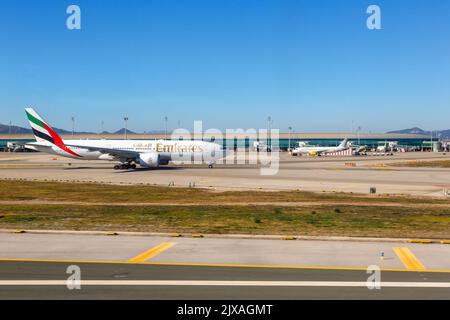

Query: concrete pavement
0,261,449,299
1,152,450,196
1,233,450,299
1,232,450,271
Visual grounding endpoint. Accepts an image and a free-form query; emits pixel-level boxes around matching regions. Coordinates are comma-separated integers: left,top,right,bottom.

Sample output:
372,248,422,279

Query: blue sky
0,0,449,133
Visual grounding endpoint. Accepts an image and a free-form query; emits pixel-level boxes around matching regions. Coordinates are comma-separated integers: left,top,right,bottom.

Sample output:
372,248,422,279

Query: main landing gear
114,163,137,170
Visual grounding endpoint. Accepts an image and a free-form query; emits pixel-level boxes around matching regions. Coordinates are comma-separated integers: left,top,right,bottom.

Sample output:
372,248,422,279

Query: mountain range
0,124,95,135
1,123,449,139
387,127,450,139
0,123,160,135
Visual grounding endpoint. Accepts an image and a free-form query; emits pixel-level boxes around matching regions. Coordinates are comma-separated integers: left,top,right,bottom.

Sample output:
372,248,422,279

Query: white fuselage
295,146,345,154
293,142,348,156
26,139,228,164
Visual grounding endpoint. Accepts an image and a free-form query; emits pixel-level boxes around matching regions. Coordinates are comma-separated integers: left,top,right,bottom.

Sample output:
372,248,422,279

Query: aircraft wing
65,144,140,160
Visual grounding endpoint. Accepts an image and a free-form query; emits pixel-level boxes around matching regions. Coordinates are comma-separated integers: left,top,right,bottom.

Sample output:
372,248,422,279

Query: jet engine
138,152,160,168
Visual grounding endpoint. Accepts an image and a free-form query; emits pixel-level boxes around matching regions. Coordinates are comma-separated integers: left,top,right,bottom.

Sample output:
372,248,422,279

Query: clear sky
1,0,449,133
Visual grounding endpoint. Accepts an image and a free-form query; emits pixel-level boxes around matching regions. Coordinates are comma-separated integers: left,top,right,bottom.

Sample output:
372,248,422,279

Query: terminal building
0,132,443,152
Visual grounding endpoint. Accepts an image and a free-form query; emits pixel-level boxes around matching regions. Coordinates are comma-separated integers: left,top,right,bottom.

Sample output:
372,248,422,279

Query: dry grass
0,180,449,238
389,160,450,168
0,179,448,205
0,203,449,238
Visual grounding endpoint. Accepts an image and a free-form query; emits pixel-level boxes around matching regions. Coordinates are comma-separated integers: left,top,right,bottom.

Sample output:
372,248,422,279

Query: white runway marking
1,280,450,288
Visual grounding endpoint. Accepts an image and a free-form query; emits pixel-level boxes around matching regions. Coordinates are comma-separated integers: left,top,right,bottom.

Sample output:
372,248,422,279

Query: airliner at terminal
24,108,229,170
292,138,349,156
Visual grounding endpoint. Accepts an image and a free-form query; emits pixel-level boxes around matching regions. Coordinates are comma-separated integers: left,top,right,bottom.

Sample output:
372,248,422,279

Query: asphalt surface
0,233,450,299
1,152,450,196
0,261,449,300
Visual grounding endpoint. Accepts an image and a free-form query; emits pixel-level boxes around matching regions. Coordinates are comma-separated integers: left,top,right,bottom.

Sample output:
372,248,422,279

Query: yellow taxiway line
128,242,176,263
0,258,448,273
393,247,426,271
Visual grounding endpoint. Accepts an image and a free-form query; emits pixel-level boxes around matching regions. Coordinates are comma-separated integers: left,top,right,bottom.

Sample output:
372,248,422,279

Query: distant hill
0,123,140,135
53,128,95,135
0,123,94,135
0,124,31,134
144,130,165,134
387,127,428,135
438,130,450,139
387,127,450,139
114,128,137,135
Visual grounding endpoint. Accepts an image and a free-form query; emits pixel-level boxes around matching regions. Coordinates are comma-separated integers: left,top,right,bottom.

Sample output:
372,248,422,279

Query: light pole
267,116,272,151
288,126,292,151
124,117,129,140
164,116,168,140
357,126,362,146
101,121,104,134
430,130,433,152
8,121,12,135
71,117,75,137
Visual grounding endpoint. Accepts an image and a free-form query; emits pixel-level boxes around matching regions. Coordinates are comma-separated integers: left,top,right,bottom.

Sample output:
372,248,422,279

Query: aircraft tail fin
339,138,348,148
25,107,64,145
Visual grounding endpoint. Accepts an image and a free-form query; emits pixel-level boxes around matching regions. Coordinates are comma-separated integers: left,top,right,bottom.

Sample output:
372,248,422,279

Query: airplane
24,108,229,170
292,138,349,156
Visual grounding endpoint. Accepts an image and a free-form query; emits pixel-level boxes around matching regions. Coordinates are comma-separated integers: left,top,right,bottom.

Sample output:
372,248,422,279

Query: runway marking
128,242,176,263
393,247,426,271
0,259,448,273
0,280,449,288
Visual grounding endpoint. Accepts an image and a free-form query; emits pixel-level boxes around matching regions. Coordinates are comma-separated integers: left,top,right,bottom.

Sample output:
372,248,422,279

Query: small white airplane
292,138,349,156
24,108,229,169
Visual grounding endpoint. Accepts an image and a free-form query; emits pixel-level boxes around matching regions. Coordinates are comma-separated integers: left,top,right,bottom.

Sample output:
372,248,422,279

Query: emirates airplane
24,108,229,170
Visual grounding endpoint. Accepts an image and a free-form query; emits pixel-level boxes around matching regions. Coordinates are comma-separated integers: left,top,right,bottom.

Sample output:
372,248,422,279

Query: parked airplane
24,108,229,169
292,138,349,156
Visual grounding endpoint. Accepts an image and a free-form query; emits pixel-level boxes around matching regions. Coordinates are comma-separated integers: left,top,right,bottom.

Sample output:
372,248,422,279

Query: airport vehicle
352,145,368,156
6,141,29,152
253,141,271,152
443,141,450,152
24,108,228,169
377,141,399,153
292,138,349,156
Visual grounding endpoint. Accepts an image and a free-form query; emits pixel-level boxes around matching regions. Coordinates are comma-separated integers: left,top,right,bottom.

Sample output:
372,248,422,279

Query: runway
0,152,450,197
1,261,449,300
0,232,449,299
